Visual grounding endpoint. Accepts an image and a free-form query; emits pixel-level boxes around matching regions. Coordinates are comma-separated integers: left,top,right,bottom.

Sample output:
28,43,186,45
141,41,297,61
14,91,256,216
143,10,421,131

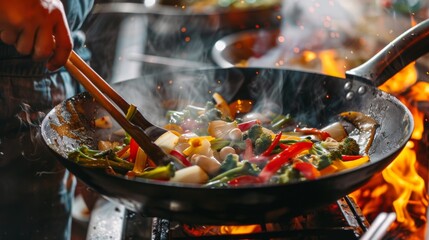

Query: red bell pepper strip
129,138,139,163
279,143,289,149
147,158,157,168
293,162,321,180
170,149,192,167
261,132,282,156
116,145,130,158
341,155,364,161
237,119,261,132
294,127,331,140
228,175,264,186
259,141,313,182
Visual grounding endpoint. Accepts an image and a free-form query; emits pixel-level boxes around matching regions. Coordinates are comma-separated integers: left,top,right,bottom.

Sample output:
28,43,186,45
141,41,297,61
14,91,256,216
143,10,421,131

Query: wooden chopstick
65,50,171,165
68,51,154,130
68,51,129,112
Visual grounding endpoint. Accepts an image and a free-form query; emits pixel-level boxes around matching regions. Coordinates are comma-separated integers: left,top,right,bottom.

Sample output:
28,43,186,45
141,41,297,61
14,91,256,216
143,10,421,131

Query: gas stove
85,195,370,240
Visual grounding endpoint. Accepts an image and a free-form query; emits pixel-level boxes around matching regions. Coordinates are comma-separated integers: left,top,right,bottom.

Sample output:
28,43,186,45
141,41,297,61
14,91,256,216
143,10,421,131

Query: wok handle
346,18,429,87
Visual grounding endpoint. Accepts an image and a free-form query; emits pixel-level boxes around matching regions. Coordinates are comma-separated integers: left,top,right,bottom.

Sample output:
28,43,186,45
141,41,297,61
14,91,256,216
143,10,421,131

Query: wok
42,19,429,224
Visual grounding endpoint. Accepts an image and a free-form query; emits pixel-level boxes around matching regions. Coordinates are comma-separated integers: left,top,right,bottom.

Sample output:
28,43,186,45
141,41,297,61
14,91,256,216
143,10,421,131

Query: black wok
41,19,429,224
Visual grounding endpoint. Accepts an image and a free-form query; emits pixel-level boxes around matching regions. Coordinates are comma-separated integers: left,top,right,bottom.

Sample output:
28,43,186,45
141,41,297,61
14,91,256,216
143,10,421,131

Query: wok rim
92,2,282,17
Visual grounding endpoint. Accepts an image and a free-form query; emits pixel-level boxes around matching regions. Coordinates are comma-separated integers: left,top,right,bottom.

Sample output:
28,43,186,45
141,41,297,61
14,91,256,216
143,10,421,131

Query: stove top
86,195,370,240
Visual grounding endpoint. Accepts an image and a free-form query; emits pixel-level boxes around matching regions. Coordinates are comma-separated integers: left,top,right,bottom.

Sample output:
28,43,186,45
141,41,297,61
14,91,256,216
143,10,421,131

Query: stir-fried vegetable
68,93,378,187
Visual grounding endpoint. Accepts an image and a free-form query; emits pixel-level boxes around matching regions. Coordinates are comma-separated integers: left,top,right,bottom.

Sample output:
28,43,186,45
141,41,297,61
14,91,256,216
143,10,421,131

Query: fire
182,224,261,236
379,62,418,95
315,42,428,238
318,49,345,77
382,142,427,231
350,63,429,238
220,225,262,234
406,81,429,102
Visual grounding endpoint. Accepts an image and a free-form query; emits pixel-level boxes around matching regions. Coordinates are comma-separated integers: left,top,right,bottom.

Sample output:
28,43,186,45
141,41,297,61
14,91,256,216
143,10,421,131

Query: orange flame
220,225,262,234
318,50,345,77
313,43,427,237
350,62,428,238
379,62,418,95
183,224,261,236
382,142,428,231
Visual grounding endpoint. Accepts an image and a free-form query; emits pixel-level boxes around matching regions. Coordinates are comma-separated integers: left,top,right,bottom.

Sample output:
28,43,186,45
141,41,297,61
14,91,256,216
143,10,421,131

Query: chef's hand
0,0,72,71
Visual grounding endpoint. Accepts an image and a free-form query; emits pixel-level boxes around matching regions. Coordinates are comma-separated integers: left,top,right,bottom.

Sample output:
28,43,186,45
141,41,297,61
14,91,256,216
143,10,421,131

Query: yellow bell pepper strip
170,149,192,167
340,155,369,169
227,175,264,186
237,119,261,132
330,155,369,171
294,127,331,140
132,147,147,174
261,132,282,157
293,162,321,180
259,141,313,182
319,164,338,176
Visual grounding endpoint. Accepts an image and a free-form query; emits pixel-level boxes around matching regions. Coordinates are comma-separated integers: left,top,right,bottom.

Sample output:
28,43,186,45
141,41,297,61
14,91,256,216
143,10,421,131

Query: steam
247,1,367,71
82,1,356,127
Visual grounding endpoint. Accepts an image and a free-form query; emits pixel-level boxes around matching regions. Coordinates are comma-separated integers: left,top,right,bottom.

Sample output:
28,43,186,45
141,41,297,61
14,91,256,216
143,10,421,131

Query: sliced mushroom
339,111,379,154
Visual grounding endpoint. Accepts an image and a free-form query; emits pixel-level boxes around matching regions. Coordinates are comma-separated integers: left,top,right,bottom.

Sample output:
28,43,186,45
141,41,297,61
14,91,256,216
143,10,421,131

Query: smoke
81,1,403,129
82,1,283,124
84,1,282,80
246,1,368,71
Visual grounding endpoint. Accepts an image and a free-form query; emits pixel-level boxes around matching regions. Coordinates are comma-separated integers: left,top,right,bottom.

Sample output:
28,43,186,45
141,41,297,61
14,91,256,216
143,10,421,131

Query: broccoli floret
320,137,360,156
311,137,360,169
204,108,222,121
247,124,263,142
276,167,301,184
218,153,239,173
310,142,342,170
254,133,272,155
317,155,332,170
341,137,360,155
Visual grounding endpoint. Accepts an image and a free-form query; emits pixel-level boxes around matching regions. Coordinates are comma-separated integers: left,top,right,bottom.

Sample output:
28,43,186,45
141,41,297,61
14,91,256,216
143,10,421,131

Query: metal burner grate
151,196,369,240
86,195,370,240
